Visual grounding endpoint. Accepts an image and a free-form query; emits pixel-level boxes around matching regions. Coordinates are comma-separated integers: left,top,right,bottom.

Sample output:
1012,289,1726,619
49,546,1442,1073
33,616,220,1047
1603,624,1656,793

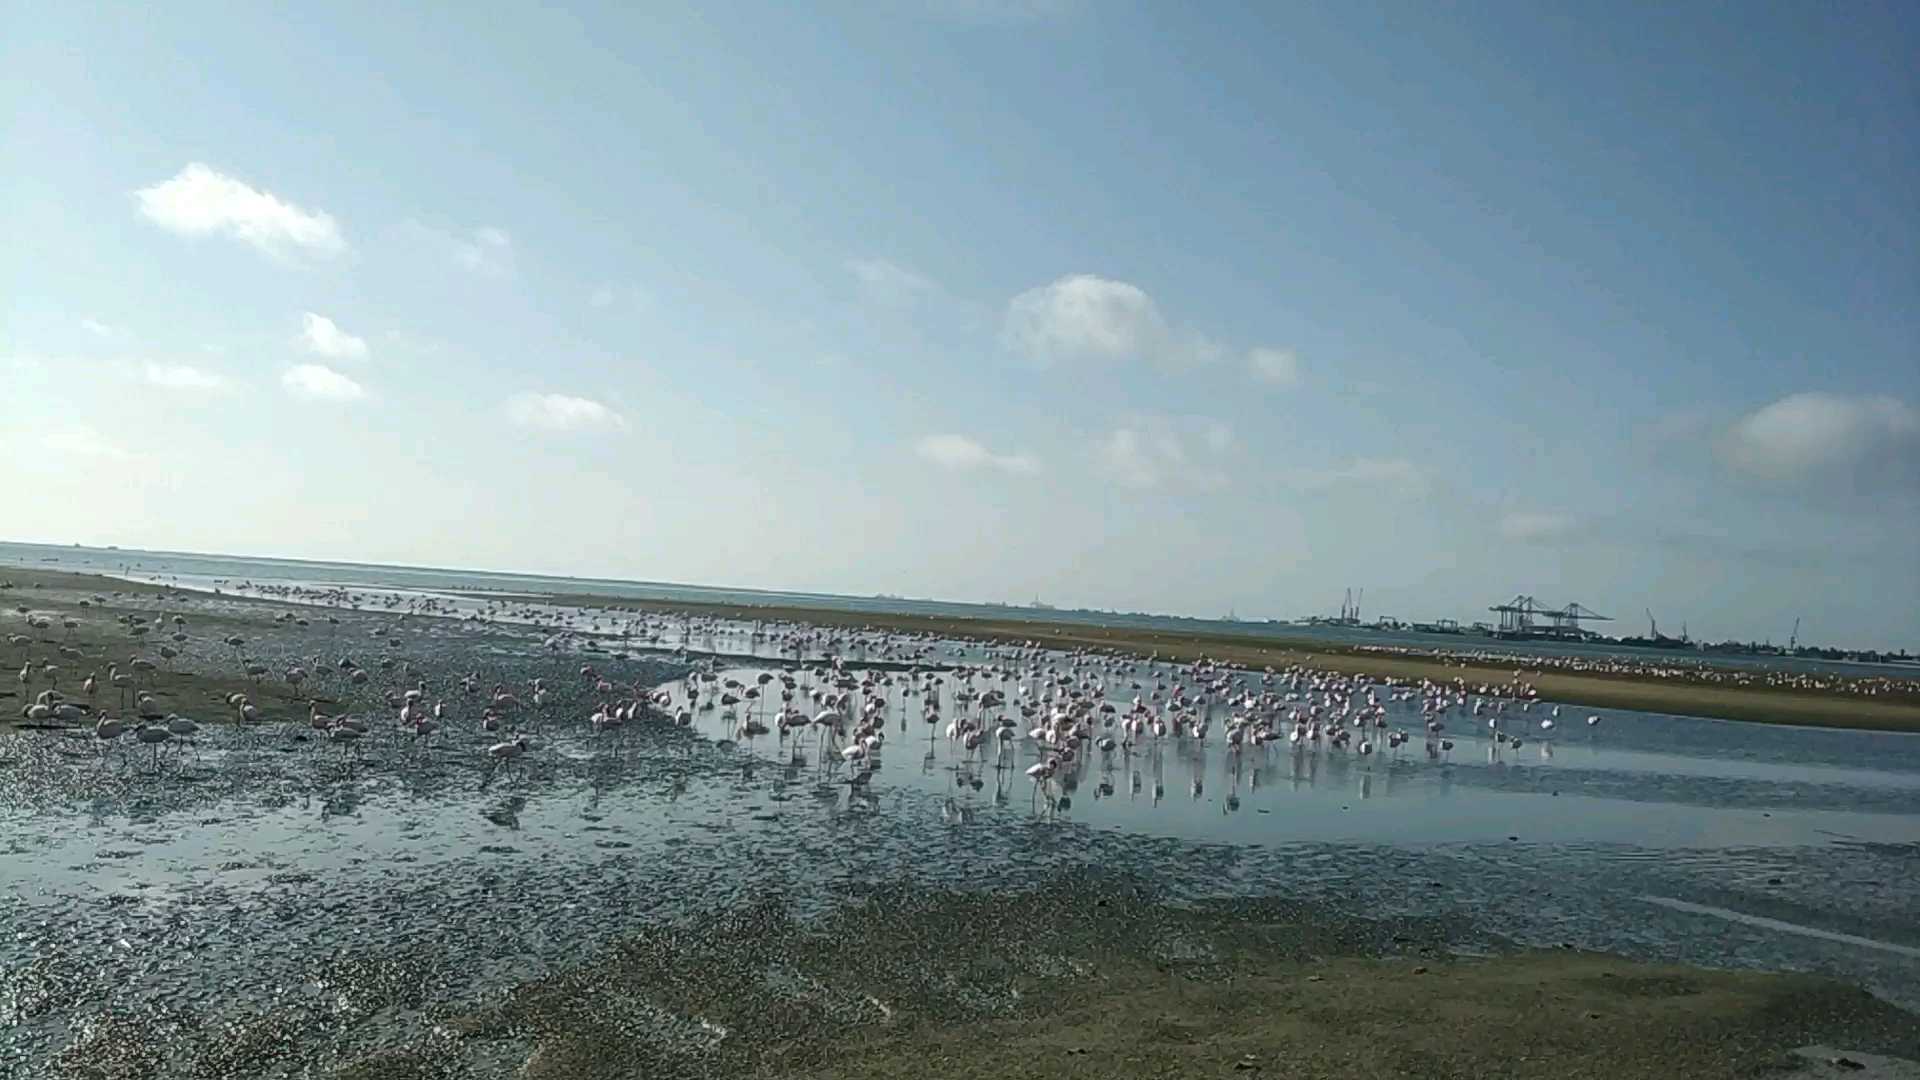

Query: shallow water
1,576,1918,1077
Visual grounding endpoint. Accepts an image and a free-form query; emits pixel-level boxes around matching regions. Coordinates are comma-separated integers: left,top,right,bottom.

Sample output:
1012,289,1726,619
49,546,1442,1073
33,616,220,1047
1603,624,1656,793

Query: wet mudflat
2,570,1918,1078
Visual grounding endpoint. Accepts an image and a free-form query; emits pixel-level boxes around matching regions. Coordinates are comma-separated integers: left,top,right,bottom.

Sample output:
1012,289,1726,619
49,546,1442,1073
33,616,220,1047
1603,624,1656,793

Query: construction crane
1488,595,1614,640
1336,587,1365,626
1789,617,1801,652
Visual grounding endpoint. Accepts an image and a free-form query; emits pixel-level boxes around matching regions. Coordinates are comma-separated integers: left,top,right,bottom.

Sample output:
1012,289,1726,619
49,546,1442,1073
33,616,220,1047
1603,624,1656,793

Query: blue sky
3,2,1915,647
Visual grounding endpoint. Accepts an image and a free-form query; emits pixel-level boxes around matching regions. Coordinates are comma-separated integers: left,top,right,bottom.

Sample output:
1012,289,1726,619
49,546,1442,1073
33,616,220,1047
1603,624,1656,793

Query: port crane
1488,595,1613,639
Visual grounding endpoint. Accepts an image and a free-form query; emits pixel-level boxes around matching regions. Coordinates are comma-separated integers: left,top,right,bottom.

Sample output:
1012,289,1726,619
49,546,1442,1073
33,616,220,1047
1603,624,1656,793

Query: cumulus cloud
508,393,624,431
1499,511,1575,543
135,164,345,259
282,364,365,401
143,362,230,392
1247,346,1300,386
1005,274,1169,365
1718,392,1919,488
915,433,1039,475
1294,457,1427,494
1002,273,1239,369
299,313,368,361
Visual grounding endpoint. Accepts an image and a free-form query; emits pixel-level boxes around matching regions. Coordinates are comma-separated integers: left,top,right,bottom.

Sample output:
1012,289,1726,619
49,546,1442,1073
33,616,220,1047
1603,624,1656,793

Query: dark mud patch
32,877,1915,1080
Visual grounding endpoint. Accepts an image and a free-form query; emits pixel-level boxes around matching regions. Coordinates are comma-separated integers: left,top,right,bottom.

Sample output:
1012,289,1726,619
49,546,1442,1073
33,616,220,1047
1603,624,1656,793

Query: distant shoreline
1,538,1910,665
7,560,1918,733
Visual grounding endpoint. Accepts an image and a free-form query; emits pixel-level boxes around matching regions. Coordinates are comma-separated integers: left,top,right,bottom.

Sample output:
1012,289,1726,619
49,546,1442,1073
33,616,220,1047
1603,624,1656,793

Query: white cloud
1499,511,1574,543
589,286,616,309
81,318,127,342
135,163,345,259
1718,392,1919,487
1003,273,1230,369
1248,347,1300,386
1294,457,1427,494
915,434,1039,475
299,313,368,361
1005,274,1169,365
507,393,624,431
143,362,230,393
456,226,514,278
849,258,936,307
282,364,365,402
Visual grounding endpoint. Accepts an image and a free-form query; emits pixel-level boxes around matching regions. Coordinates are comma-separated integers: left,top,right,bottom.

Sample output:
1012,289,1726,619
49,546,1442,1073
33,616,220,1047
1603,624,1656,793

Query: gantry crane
1488,595,1614,639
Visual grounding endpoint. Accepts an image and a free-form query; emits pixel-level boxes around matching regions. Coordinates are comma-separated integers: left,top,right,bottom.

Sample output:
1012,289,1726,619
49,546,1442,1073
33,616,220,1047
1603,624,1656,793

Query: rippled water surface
1,566,1917,1077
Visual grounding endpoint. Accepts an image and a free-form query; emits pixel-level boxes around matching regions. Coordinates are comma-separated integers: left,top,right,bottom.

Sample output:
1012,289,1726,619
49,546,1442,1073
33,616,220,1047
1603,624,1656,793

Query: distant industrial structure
1486,595,1613,641
1289,587,1906,663
1624,608,1693,649
1306,587,1367,627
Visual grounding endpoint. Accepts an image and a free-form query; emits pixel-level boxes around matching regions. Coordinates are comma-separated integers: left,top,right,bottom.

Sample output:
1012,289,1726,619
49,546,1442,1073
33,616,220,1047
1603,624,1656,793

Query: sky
2,2,1916,649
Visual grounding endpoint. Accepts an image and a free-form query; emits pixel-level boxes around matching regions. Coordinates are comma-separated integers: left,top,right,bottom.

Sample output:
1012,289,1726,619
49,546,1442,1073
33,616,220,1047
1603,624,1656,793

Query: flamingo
108,665,135,708
488,735,531,779
1025,756,1058,806
327,723,364,760
94,715,126,761
166,715,200,759
133,723,172,771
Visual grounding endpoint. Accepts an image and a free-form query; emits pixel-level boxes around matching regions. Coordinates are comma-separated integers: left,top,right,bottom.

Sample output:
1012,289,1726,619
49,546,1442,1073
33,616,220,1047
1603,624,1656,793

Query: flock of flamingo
650,647,1603,805
9,583,1610,814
